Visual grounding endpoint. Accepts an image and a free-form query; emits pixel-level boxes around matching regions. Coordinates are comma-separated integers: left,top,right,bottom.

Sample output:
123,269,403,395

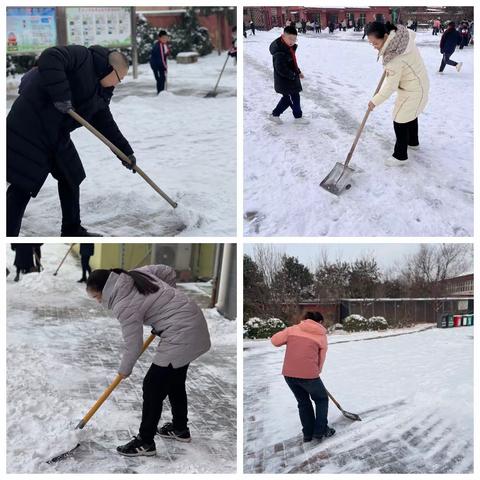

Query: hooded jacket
271,319,328,379
101,264,211,377
371,28,430,124
7,45,133,196
269,37,302,95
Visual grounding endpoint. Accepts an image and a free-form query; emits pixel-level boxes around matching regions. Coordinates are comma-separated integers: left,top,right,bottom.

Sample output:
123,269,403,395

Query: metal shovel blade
341,409,362,422
320,162,355,196
46,443,81,464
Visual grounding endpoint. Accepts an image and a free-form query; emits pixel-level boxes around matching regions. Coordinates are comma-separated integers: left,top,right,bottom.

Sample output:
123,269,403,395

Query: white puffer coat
371,29,430,123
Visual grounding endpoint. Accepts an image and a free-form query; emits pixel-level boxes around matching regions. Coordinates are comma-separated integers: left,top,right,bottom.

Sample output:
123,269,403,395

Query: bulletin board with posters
6,7,57,54
65,7,132,48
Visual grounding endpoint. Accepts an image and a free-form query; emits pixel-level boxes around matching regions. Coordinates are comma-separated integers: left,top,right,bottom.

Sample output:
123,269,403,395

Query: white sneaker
268,114,283,124
294,117,310,125
384,156,410,167
408,144,420,151
456,62,463,72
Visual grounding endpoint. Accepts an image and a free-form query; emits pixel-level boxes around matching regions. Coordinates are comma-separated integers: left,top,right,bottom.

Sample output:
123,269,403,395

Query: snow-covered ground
7,244,237,473
244,29,473,236
7,53,236,236
244,326,473,473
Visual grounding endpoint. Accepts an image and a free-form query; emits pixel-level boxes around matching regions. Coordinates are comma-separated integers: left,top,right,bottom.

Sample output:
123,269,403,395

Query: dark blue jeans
152,68,166,93
284,376,329,438
272,92,303,118
439,53,457,72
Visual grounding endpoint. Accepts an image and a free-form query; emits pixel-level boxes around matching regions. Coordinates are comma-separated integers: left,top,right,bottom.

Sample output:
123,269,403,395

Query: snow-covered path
243,327,473,473
7,245,237,473
8,53,236,236
243,29,473,236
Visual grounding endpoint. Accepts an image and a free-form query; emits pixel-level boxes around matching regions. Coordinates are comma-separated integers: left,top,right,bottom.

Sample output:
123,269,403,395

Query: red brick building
243,6,393,30
137,6,235,51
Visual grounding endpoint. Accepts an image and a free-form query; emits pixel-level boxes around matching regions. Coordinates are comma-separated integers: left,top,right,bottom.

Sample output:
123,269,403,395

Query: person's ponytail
87,268,159,295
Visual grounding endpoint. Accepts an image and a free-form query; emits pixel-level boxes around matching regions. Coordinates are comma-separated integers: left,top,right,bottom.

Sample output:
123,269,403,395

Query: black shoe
77,278,86,283
61,225,102,237
14,274,20,282
116,435,156,457
313,427,336,441
303,435,313,442
157,422,191,443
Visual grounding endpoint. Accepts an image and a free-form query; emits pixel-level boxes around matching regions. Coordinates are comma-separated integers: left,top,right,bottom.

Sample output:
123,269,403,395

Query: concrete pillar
216,243,236,320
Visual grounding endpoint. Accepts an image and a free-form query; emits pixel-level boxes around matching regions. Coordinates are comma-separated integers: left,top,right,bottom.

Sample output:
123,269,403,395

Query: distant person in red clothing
271,311,335,442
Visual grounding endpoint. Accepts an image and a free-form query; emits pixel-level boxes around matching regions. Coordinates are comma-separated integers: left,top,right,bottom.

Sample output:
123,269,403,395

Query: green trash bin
447,314,454,328
462,315,468,326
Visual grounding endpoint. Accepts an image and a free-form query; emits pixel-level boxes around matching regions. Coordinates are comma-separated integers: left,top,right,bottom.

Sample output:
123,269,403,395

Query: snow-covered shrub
7,54,37,77
343,314,389,332
244,317,286,339
367,316,389,330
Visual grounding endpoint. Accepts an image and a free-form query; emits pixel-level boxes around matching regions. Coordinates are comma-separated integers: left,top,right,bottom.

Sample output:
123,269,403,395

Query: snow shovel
320,71,386,195
53,244,75,276
326,389,362,421
205,54,229,97
67,110,178,209
47,333,156,463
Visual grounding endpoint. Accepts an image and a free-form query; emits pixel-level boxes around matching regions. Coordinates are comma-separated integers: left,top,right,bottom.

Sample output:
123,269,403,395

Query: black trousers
7,179,81,237
393,118,419,160
139,363,189,444
152,69,166,93
439,52,457,72
80,254,92,279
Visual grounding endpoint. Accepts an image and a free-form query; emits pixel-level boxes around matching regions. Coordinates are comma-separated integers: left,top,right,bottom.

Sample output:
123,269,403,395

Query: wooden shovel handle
67,110,178,209
76,334,156,429
344,71,386,168
53,244,75,276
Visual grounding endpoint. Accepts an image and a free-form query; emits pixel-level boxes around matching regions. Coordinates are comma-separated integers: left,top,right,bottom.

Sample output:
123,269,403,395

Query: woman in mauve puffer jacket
86,264,211,457
271,311,335,443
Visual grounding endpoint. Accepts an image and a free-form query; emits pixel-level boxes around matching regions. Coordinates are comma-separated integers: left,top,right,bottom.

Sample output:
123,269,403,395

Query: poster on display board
6,7,57,54
66,7,132,48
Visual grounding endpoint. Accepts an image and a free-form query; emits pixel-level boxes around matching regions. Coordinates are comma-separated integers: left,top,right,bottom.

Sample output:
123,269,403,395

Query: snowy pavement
244,326,473,473
7,245,237,473
243,29,473,236
8,53,236,236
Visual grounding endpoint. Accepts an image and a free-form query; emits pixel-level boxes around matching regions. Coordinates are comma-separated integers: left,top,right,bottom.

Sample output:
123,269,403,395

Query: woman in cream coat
367,22,429,166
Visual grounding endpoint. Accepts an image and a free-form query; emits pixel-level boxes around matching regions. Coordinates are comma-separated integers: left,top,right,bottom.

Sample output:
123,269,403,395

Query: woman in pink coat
271,312,335,442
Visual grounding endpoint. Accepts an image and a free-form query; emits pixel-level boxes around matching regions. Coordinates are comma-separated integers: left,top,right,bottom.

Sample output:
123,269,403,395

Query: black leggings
393,118,419,160
139,363,189,444
7,179,80,236
80,255,91,279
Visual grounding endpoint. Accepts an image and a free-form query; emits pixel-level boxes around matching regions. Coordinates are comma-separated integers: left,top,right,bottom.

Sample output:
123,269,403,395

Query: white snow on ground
244,29,473,236
7,244,237,473
244,325,473,473
8,53,236,236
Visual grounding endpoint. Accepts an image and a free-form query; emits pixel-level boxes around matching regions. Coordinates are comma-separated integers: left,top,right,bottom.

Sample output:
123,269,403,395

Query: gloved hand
121,154,137,173
53,100,73,114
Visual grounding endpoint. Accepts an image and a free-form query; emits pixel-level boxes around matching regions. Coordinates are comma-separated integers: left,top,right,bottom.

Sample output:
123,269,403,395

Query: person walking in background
432,18,441,35
459,22,470,49
268,25,309,125
78,243,95,283
271,312,335,443
366,22,429,167
439,22,462,74
86,264,211,456
250,20,256,36
150,30,170,94
11,244,35,282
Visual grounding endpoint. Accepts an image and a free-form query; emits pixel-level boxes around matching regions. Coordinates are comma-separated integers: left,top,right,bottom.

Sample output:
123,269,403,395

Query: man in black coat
439,22,462,73
268,26,309,125
7,45,136,237
150,30,170,94
78,243,95,282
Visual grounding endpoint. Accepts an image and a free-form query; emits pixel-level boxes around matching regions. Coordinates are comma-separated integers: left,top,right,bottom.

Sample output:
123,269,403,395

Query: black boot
61,225,102,237
116,435,156,457
157,422,192,443
313,426,336,441
77,277,86,283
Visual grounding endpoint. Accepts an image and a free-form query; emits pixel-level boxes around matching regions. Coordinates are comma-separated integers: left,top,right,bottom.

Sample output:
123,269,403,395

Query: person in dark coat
7,45,136,237
439,22,463,73
149,30,170,94
249,20,256,35
268,26,309,125
459,22,470,49
78,243,95,282
11,244,35,281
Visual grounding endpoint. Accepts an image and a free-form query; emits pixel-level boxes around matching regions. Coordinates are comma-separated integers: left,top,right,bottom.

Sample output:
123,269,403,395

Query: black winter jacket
440,28,461,55
7,45,133,196
269,37,302,95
